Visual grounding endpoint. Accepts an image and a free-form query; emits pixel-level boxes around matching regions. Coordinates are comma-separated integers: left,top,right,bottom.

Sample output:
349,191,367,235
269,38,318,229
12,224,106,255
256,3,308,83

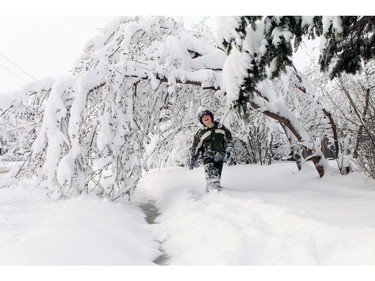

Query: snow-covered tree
0,79,54,162
217,16,375,177
218,16,328,177
3,16,227,200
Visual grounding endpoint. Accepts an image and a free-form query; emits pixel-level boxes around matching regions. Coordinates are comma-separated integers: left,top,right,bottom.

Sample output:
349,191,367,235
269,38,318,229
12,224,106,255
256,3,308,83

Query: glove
225,148,235,166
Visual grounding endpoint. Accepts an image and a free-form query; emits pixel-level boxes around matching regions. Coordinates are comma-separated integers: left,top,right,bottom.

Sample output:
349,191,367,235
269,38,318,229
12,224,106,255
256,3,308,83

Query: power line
0,63,29,83
0,52,38,81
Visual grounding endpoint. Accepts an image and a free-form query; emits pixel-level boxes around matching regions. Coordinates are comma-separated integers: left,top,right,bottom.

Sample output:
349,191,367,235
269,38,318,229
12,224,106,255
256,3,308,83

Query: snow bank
0,184,160,265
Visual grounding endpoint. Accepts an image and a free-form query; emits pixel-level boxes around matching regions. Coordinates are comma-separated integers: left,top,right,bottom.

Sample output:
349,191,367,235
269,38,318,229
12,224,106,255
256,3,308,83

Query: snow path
133,162,375,265
137,200,170,265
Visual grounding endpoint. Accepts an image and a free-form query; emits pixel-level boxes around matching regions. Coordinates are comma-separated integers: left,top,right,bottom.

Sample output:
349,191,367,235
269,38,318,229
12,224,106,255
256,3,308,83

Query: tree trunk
322,108,339,158
354,88,370,158
250,90,325,177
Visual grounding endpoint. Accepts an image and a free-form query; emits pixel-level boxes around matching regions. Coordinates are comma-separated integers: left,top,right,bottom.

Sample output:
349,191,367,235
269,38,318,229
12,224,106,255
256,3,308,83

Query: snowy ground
133,161,375,265
1,160,375,278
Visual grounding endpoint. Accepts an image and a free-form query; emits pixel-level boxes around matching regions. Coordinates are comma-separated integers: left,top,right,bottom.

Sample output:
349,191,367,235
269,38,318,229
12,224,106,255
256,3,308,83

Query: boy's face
201,114,213,126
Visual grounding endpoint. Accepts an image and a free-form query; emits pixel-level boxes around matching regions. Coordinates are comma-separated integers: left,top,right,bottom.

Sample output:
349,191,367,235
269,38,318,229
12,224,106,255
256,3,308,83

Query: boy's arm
223,126,235,165
190,130,201,156
189,131,201,170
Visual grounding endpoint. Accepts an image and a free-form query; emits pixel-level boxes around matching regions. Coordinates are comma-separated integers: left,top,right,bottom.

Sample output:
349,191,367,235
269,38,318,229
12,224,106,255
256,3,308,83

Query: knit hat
198,109,214,125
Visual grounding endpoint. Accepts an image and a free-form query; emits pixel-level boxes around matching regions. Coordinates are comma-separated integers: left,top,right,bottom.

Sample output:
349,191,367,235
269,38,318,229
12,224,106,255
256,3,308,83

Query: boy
190,109,234,192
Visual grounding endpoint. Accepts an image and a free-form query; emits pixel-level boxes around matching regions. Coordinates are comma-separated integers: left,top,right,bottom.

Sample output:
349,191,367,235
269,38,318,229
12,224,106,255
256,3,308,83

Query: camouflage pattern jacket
191,121,234,161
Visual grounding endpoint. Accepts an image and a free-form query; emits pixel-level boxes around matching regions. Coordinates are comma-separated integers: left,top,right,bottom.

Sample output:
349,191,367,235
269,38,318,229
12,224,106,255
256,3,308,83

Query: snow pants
203,157,223,192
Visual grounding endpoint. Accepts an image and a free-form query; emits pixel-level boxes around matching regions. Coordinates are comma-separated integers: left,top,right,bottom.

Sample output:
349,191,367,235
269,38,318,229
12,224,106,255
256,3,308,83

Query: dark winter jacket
191,121,233,160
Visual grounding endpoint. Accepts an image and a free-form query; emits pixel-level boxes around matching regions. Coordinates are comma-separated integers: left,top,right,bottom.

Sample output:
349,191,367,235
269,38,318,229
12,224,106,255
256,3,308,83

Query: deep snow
1,160,375,271
133,161,375,265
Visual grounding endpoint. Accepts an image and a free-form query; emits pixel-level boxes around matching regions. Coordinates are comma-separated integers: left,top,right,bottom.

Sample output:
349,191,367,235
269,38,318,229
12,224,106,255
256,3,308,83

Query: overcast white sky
0,15,217,94
0,0,362,94
0,16,116,93
0,0,217,94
